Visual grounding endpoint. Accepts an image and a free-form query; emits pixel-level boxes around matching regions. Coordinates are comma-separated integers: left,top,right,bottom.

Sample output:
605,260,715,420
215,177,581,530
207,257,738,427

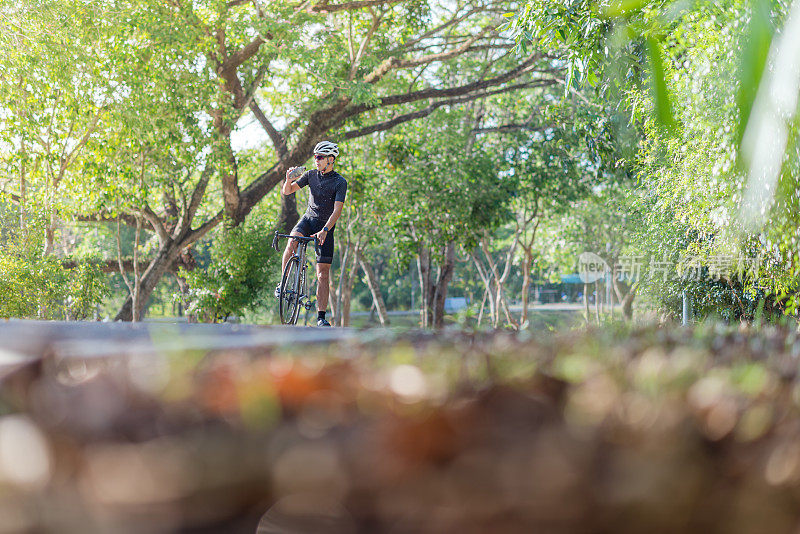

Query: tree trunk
477,287,488,326
594,280,601,324
608,279,614,320
277,193,300,235
417,245,432,328
612,278,639,320
114,241,186,321
340,244,360,327
501,297,516,327
520,249,532,327
334,241,359,327
333,243,350,325
472,253,496,326
19,138,26,230
43,211,56,256
131,216,143,322
174,273,189,319
432,241,456,329
17,75,26,231
480,235,519,329
517,215,540,327
583,283,590,324
622,287,637,320
360,256,390,326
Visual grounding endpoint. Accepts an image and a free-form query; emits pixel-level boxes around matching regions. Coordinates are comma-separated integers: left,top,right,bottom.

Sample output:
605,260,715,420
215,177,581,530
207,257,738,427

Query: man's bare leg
316,262,331,313
281,231,304,272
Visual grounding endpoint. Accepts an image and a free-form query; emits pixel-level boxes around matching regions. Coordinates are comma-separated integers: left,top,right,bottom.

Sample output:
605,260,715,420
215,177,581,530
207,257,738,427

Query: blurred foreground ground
1,320,800,533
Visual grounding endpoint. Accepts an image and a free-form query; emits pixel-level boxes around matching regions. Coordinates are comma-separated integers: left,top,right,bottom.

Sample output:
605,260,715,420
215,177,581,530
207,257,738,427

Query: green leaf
603,0,648,18
646,36,676,131
587,68,598,87
736,0,774,145
565,60,576,97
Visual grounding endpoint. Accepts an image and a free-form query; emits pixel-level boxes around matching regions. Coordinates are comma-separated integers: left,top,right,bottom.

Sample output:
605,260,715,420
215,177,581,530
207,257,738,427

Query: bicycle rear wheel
279,257,300,324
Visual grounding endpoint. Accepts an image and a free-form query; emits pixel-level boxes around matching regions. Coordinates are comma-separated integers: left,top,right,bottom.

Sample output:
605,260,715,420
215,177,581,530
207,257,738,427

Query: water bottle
288,166,306,179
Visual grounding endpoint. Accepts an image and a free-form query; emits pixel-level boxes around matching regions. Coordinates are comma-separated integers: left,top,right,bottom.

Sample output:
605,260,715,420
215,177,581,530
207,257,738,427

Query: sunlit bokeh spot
0,416,52,490
389,364,428,401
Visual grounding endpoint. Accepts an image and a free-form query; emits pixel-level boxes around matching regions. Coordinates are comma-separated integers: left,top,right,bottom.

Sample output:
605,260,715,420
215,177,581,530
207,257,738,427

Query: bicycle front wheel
291,264,307,325
279,257,301,324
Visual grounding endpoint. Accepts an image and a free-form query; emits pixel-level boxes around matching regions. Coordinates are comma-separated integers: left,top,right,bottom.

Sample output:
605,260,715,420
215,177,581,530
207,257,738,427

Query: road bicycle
272,232,320,325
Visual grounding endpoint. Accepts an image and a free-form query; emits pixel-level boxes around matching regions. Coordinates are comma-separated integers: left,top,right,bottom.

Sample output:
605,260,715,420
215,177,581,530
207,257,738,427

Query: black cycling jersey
295,169,347,222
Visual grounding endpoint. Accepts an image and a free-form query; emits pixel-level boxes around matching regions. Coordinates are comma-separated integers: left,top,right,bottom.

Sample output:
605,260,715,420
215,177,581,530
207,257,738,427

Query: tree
371,110,514,328
0,0,112,253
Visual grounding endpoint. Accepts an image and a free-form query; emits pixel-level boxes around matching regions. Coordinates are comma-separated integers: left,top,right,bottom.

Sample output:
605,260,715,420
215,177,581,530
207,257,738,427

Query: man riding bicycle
276,141,347,327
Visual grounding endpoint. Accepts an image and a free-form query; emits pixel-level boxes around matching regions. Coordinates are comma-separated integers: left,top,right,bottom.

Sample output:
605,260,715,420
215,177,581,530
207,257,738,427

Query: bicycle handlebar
272,232,321,257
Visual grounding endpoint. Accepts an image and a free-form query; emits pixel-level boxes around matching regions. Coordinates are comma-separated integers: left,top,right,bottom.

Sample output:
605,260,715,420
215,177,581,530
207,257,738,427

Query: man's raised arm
281,167,303,195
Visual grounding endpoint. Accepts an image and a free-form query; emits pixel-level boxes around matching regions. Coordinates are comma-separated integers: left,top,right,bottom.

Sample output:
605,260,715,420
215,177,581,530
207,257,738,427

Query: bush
0,231,108,320
179,220,280,322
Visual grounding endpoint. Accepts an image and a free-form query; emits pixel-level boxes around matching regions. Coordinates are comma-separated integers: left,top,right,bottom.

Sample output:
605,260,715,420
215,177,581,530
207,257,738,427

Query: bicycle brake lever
271,232,280,252
314,237,322,257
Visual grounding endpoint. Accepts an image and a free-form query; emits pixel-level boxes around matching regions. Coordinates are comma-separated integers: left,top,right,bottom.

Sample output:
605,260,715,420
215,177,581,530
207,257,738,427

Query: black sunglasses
314,155,329,161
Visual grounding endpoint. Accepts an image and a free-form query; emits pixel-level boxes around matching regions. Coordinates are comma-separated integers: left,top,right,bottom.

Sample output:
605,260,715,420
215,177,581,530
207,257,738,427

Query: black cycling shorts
292,215,335,264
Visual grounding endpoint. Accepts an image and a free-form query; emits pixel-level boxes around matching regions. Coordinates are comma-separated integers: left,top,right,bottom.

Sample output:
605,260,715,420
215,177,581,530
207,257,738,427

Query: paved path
0,320,368,379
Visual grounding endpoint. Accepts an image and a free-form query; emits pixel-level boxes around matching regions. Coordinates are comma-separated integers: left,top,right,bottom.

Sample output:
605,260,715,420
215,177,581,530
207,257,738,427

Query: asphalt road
0,320,366,379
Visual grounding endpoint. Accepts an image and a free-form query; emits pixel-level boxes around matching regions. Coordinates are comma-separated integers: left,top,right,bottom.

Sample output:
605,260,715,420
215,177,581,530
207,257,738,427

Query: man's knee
284,231,303,254
317,265,331,283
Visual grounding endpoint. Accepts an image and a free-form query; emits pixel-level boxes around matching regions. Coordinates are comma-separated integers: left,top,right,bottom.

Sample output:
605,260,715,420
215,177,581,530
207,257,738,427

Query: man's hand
282,167,300,195
285,167,298,181
313,229,328,245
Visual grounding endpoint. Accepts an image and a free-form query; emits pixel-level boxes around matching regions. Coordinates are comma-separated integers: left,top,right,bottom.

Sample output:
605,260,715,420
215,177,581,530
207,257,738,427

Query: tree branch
471,122,550,134
395,5,485,52
63,104,105,171
349,9,383,81
400,18,503,68
343,55,548,121
75,212,140,227
252,0,265,17
362,15,504,85
215,36,269,112
2,191,21,204
308,0,403,13
250,100,288,157
342,80,555,139
181,164,214,238
184,209,225,246
137,204,171,245
242,62,269,111
229,35,267,69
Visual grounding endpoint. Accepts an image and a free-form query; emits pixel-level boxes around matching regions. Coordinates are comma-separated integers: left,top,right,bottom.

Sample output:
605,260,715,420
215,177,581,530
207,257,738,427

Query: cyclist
276,141,347,327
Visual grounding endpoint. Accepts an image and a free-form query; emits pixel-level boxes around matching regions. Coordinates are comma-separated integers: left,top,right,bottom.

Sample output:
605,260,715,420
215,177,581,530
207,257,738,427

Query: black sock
318,310,326,321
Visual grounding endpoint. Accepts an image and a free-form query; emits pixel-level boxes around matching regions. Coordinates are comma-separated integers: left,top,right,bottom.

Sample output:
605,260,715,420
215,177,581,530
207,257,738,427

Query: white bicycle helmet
313,141,339,158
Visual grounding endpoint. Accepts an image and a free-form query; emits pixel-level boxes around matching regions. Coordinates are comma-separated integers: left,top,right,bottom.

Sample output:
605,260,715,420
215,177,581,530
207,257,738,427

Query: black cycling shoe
317,318,331,327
